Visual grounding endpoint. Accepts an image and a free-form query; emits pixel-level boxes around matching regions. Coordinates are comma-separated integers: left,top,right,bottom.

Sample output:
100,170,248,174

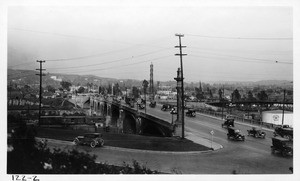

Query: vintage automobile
271,137,293,157
221,118,235,128
161,104,175,111
125,97,135,108
186,109,196,117
73,133,104,148
149,101,156,108
170,107,177,114
227,127,245,141
273,125,293,140
138,103,145,110
247,127,266,138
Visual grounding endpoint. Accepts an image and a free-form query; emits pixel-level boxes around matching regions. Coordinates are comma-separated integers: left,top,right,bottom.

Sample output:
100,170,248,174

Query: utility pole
36,60,46,126
221,85,225,120
282,89,286,125
175,34,187,139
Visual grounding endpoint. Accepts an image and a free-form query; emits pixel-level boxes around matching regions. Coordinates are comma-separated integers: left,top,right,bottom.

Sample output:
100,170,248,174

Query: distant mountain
8,69,293,89
208,80,293,86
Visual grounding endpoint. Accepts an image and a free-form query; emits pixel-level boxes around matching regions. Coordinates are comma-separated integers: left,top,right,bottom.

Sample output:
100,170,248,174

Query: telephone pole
282,89,286,125
36,60,46,125
175,34,187,139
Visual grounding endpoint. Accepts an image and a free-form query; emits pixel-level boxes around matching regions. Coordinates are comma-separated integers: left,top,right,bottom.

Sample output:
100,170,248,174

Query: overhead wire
46,47,173,69
49,55,173,74
185,34,293,40
187,50,292,65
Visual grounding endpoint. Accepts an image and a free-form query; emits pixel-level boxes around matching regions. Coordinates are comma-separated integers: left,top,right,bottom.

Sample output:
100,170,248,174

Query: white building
262,110,293,127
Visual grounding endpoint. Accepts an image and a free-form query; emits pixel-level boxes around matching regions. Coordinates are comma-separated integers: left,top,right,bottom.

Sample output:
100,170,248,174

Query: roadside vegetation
7,122,160,174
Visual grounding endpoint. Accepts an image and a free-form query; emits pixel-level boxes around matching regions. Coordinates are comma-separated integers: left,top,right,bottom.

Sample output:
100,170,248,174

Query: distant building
50,76,62,82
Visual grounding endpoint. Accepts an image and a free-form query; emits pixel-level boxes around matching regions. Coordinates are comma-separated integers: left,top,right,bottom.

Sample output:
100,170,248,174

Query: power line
185,34,293,40
50,55,172,74
188,52,292,65
46,47,172,69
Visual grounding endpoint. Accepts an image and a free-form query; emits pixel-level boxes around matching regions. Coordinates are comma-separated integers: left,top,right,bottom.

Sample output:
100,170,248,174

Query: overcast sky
7,4,293,83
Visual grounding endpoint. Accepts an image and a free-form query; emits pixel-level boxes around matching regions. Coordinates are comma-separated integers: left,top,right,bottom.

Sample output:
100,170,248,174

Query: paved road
43,102,293,174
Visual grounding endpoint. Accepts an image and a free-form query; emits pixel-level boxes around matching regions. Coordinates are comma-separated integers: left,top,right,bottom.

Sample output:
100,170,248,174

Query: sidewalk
185,132,223,150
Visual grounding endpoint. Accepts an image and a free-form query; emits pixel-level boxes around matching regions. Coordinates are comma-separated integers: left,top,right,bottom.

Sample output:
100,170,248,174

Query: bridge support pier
136,116,142,134
105,104,112,127
117,109,124,133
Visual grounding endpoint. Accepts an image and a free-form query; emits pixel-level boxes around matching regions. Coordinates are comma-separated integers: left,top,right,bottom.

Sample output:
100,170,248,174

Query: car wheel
90,141,96,148
73,139,79,145
282,151,287,157
271,148,275,154
100,140,104,147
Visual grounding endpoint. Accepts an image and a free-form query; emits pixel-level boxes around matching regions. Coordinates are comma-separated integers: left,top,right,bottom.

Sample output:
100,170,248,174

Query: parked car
186,109,196,117
271,137,293,157
222,118,234,128
227,127,245,141
247,127,266,138
73,133,104,148
274,125,293,140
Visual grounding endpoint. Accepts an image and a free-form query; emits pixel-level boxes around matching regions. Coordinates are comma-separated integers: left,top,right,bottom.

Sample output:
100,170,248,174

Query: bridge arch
123,114,136,134
140,119,172,137
111,104,119,126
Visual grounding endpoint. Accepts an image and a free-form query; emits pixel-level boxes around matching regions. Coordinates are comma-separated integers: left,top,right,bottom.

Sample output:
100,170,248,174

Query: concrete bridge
90,96,175,137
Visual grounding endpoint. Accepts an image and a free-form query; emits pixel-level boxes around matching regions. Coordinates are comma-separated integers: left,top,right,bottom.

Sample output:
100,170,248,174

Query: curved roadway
45,102,293,174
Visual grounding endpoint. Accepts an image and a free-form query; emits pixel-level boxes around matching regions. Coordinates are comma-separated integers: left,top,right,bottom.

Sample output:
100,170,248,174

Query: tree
7,123,159,174
132,86,139,99
209,90,213,99
113,83,121,96
77,86,85,93
231,89,241,102
257,90,268,101
60,81,72,91
195,87,204,101
46,85,56,93
218,89,223,100
247,91,256,101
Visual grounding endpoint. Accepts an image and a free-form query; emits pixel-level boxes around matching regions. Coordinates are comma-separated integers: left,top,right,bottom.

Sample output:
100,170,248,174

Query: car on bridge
227,127,245,141
273,125,293,140
170,107,177,114
138,103,145,109
221,118,234,128
161,104,175,111
186,109,196,117
247,127,266,139
271,137,293,157
149,100,156,108
73,133,104,148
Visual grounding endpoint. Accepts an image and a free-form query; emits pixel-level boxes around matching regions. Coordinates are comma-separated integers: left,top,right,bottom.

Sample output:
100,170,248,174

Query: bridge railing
196,109,276,129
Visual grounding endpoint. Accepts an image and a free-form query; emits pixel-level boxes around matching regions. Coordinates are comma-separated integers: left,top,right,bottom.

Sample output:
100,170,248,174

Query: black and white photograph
1,0,299,180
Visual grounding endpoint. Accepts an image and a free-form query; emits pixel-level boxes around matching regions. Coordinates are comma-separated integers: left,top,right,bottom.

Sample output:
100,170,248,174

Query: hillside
7,69,293,89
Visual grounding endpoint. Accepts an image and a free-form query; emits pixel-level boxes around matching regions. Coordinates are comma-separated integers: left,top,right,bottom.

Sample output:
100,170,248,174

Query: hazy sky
7,4,293,82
